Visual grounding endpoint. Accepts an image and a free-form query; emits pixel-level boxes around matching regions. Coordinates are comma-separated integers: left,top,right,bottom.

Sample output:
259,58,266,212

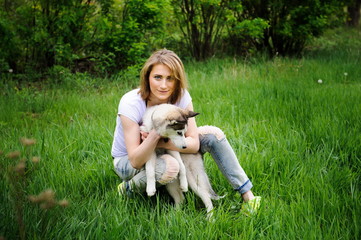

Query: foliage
346,0,361,26
171,0,229,60
0,0,102,74
0,0,170,76
0,0,353,78
241,0,347,56
224,1,269,56
0,12,17,72
99,0,171,72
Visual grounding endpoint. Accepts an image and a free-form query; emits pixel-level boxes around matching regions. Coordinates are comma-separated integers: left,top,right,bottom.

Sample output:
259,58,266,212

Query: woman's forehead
151,63,173,75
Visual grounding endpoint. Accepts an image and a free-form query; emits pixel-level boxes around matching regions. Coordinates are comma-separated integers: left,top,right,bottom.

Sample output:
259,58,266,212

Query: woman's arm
157,102,200,154
121,115,161,169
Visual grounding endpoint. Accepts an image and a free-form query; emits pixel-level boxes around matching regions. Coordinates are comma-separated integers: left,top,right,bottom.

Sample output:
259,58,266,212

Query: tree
0,0,168,75
224,1,268,56
171,0,228,61
241,0,346,56
99,0,170,72
347,0,361,27
0,0,102,73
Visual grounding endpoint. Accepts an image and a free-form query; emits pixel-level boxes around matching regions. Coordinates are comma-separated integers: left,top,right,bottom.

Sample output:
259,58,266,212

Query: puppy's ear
187,111,200,119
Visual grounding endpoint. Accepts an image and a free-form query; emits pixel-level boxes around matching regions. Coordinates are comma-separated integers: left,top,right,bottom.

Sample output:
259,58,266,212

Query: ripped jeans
113,126,253,195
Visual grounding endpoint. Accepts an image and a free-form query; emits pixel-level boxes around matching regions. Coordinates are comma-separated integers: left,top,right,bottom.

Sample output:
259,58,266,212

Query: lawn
1,27,360,239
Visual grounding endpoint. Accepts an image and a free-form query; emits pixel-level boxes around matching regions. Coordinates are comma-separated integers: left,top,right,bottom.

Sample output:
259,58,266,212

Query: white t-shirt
111,88,192,158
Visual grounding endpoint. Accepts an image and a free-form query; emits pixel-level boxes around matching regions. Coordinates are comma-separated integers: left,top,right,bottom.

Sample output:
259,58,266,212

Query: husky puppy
140,104,198,196
141,104,222,218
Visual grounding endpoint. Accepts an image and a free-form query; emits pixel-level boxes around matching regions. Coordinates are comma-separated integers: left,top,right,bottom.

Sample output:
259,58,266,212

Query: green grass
1,27,360,239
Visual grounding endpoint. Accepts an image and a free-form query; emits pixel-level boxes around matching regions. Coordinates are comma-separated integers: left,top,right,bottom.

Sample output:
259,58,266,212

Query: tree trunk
347,0,361,27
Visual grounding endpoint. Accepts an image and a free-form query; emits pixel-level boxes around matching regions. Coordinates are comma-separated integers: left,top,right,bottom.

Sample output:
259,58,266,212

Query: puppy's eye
177,131,183,136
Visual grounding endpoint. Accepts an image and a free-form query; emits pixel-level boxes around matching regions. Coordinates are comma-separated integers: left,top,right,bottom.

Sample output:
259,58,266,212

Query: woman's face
148,64,176,105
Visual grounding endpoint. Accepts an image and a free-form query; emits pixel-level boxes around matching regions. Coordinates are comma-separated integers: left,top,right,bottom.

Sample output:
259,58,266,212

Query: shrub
171,0,229,60
99,0,170,73
241,0,346,56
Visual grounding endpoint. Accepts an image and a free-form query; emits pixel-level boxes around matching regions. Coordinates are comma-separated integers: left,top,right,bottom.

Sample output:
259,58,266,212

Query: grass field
1,27,360,239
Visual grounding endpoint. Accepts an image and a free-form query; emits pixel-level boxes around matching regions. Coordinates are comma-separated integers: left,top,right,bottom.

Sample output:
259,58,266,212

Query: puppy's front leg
168,150,188,192
145,152,157,196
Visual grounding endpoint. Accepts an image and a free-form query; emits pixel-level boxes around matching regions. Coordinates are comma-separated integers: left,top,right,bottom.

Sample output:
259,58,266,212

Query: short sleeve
176,89,192,109
118,89,146,124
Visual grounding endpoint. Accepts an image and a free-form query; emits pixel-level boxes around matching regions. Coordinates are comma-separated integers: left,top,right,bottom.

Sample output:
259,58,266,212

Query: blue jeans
199,132,253,194
114,154,176,192
114,127,253,195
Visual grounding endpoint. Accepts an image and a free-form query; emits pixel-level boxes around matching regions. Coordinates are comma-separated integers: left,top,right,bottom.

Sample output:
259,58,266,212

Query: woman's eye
154,75,162,80
167,76,174,81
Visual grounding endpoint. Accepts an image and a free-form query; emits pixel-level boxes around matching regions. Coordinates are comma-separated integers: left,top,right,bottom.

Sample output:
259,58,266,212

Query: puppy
140,104,198,196
141,104,222,219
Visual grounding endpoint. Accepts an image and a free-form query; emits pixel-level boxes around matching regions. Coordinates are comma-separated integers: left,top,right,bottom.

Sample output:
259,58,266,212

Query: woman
111,49,261,214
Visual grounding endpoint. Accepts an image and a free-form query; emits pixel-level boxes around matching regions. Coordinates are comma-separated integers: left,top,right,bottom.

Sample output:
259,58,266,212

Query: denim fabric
114,155,167,192
114,156,140,181
114,133,253,195
199,134,253,194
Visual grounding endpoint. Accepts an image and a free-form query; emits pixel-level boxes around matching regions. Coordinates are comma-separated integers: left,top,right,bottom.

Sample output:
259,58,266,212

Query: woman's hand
140,130,149,142
122,116,161,169
140,129,161,142
141,130,177,150
156,138,176,150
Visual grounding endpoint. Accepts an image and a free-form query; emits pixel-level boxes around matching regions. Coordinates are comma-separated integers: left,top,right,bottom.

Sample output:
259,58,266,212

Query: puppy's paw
180,178,188,192
180,184,188,192
206,211,215,222
146,186,156,197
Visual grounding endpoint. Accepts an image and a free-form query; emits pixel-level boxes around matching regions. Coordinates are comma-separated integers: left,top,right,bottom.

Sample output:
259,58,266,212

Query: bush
171,0,229,60
99,0,170,73
224,14,269,56
241,0,346,56
0,12,19,72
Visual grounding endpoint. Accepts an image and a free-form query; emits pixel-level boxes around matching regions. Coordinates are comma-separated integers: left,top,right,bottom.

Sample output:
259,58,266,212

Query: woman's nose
160,79,167,88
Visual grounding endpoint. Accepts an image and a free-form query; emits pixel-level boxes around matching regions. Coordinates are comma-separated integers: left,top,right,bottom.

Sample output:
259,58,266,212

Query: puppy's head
165,109,199,149
153,106,199,149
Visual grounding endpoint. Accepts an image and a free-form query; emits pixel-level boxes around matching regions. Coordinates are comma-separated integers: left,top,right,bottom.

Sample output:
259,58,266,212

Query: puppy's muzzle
164,138,187,149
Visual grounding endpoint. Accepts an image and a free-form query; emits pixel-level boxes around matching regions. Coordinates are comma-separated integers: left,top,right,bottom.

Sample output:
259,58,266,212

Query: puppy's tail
183,153,223,201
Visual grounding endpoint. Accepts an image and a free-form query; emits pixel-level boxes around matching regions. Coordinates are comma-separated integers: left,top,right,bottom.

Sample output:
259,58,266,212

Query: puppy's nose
182,146,187,149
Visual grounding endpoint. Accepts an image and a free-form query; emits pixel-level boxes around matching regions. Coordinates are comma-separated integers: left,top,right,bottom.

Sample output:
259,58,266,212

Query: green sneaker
241,196,262,216
117,181,133,197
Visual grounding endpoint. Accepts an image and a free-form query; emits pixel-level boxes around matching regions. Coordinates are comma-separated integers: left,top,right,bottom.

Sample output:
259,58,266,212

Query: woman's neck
146,97,168,107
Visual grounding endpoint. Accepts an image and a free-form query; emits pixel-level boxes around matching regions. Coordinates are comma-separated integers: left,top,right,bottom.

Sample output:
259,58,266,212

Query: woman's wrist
147,130,161,142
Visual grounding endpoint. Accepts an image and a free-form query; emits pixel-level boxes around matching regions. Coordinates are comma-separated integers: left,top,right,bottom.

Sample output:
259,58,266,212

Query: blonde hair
139,49,188,104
